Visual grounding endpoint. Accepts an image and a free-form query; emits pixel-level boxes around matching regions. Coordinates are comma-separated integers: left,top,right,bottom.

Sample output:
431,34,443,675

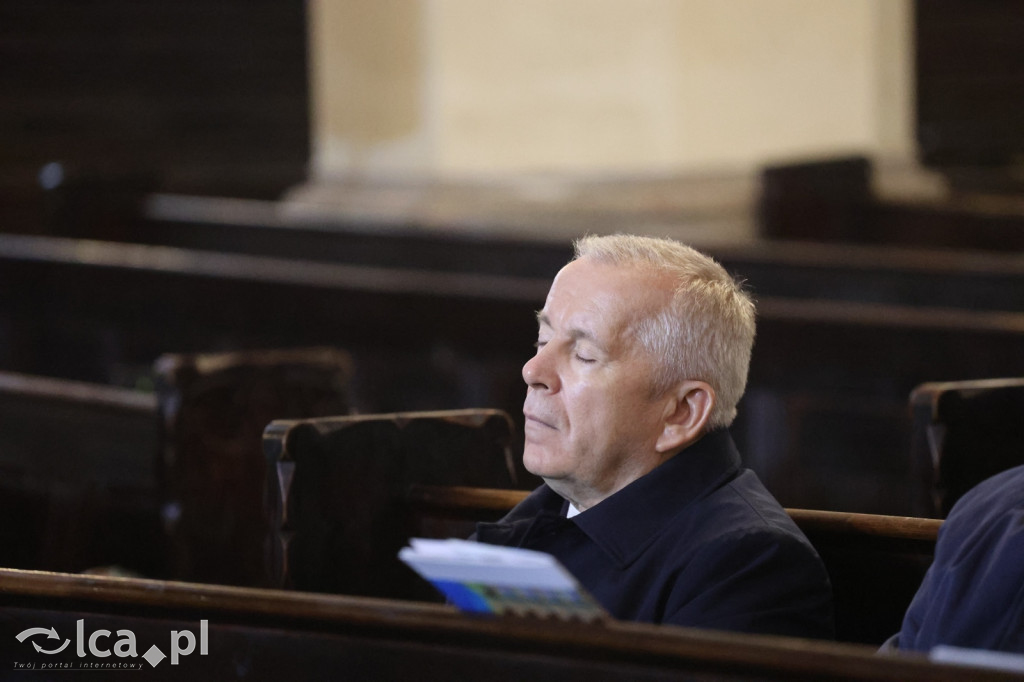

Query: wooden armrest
407,486,943,546
407,484,528,515
785,509,942,543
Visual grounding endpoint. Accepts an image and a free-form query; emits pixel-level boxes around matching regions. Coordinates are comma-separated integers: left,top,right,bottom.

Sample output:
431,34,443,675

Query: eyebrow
535,312,607,351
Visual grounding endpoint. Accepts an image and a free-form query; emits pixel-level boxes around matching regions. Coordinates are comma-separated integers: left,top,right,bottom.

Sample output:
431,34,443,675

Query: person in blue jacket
885,463,1024,653
474,234,834,639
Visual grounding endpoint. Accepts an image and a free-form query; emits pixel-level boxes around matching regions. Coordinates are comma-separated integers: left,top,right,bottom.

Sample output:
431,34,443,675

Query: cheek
563,373,654,450
603,384,662,441
562,382,613,443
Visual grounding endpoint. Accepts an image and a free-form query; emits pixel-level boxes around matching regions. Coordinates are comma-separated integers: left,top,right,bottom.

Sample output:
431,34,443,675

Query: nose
522,345,557,391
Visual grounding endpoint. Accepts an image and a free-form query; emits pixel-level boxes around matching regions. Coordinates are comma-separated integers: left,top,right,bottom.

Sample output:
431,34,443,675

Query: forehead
539,259,669,337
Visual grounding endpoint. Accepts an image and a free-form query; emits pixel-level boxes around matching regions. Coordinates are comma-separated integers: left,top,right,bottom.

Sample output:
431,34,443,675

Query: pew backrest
0,371,159,573
786,508,941,645
263,409,522,597
910,377,1024,517
155,346,353,587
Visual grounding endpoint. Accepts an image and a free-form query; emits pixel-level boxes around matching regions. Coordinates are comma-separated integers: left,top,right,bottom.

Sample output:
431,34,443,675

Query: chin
522,446,562,479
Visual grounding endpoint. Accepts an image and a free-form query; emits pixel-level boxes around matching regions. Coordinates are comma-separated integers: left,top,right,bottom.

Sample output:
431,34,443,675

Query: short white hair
574,234,756,429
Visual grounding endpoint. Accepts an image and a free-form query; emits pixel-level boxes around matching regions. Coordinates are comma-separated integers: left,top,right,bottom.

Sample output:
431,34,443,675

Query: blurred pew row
3,219,1024,519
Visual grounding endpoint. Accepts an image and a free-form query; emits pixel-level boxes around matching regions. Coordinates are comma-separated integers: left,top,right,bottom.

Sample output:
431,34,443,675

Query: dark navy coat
475,429,835,639
891,463,1024,653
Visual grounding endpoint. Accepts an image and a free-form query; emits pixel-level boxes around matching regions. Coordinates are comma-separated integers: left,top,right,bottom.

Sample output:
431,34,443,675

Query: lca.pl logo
13,619,208,670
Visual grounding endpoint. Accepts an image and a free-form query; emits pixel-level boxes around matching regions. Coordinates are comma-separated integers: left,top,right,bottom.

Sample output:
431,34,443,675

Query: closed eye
575,354,596,364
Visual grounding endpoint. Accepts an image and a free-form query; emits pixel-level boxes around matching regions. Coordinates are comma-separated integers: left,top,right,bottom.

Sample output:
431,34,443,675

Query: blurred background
2,0,1024,579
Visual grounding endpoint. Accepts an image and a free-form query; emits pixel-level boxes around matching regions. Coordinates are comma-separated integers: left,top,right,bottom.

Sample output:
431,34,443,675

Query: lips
524,412,556,430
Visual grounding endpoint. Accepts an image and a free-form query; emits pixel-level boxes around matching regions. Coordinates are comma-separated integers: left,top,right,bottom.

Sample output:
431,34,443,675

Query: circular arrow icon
16,627,70,655
32,638,70,655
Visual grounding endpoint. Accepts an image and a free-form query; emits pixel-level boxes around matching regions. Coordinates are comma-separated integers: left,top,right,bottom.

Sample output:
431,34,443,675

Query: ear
655,381,715,453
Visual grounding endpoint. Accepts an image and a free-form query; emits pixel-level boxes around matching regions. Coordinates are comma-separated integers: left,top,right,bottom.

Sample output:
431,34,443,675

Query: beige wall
308,0,913,181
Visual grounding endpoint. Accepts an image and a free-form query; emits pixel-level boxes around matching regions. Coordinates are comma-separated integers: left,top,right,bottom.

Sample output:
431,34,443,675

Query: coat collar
475,430,742,568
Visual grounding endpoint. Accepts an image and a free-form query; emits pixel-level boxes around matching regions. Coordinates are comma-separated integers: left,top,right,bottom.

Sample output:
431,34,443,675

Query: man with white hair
474,234,834,638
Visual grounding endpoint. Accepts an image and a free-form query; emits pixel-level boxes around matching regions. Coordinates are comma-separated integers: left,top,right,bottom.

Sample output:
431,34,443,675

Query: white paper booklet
398,538,607,621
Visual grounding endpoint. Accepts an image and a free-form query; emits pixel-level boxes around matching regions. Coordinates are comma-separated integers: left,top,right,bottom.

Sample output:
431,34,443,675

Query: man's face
522,258,674,509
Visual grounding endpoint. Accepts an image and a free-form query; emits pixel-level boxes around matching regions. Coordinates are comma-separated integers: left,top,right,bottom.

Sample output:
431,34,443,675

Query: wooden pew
405,485,942,647
154,347,354,587
0,568,1016,682
8,233,1024,517
732,296,1024,516
140,192,1024,313
0,354,353,585
263,409,526,597
909,377,1024,518
0,232,544,409
771,508,940,646
714,239,1024,314
0,371,160,575
759,155,1024,253
263,404,940,645
140,193,576,280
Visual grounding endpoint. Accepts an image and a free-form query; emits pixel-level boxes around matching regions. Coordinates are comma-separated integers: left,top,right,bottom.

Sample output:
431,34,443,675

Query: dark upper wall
0,0,310,201
916,0,1024,192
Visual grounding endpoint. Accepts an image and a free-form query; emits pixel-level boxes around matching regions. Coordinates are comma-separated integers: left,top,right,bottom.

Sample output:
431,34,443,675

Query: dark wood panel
759,156,1024,251
910,378,1024,517
0,0,309,200
155,348,354,588
0,371,160,575
916,0,1024,178
0,568,1016,681
137,193,1024,311
264,411,523,597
